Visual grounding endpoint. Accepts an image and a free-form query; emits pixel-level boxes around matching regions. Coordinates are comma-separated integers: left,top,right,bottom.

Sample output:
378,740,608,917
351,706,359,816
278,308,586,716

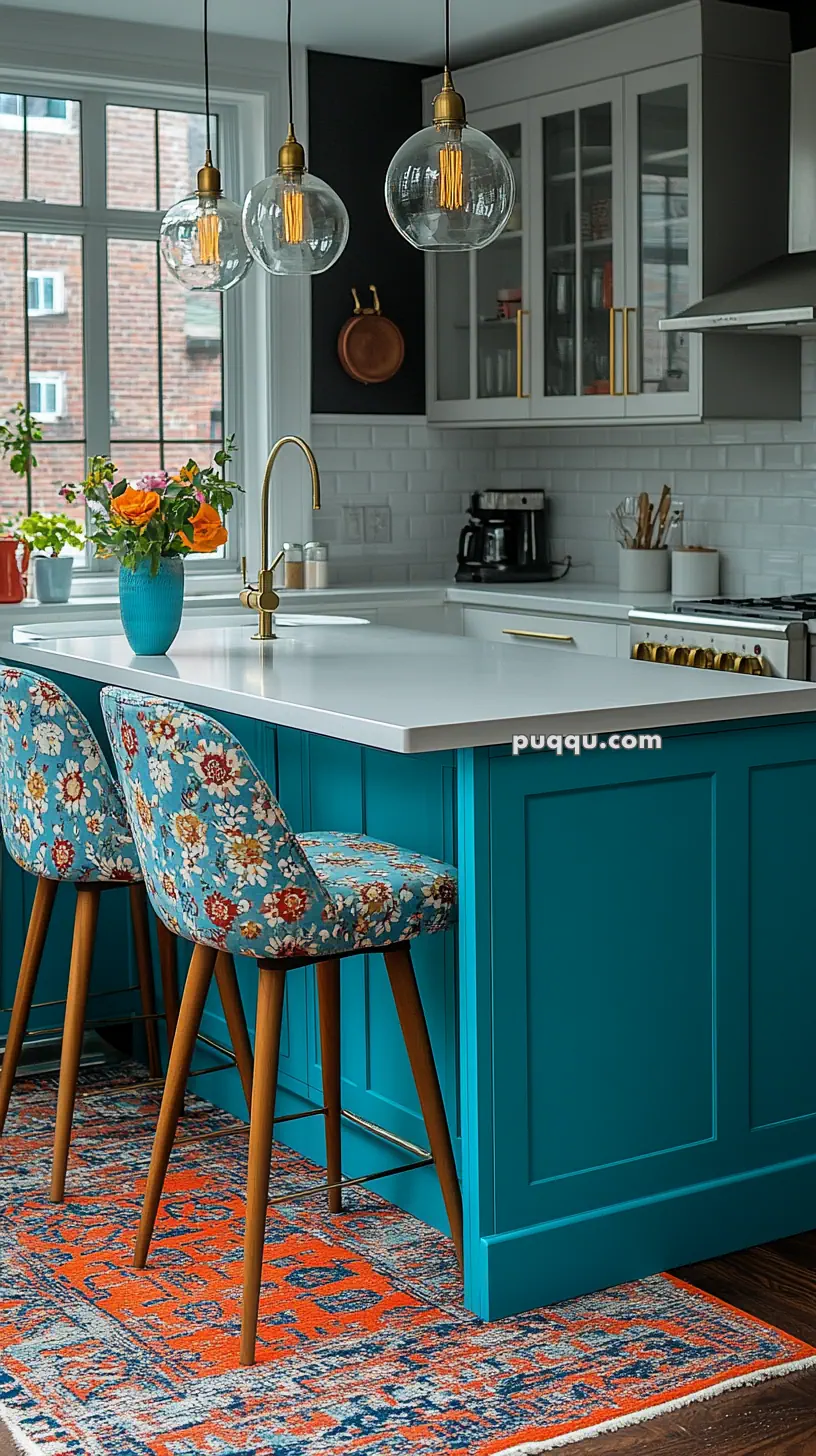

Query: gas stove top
676,594,816,623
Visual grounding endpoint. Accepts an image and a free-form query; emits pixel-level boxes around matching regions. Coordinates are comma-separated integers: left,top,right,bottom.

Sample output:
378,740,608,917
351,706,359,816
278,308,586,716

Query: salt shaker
283,542,304,590
304,541,329,589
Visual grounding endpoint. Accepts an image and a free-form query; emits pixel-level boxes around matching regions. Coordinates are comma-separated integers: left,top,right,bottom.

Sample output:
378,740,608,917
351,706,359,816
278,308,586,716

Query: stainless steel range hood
659,251,816,336
660,48,816,338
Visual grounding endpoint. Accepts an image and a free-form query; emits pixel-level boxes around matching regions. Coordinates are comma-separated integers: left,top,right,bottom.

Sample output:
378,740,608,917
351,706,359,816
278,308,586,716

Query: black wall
725,0,816,49
308,51,430,415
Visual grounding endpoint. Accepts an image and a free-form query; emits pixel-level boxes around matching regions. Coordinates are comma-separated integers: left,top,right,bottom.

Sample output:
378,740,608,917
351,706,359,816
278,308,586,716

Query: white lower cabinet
462,606,618,655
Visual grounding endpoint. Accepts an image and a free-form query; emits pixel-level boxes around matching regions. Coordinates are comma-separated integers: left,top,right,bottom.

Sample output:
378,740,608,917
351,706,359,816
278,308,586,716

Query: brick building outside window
0,87,232,570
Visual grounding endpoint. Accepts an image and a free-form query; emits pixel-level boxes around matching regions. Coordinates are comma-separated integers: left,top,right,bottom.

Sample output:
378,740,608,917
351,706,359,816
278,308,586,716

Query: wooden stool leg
129,883,161,1079
316,959,342,1214
50,885,101,1203
240,962,287,1367
156,919,180,1050
0,877,58,1136
214,952,254,1114
384,944,464,1272
133,943,217,1268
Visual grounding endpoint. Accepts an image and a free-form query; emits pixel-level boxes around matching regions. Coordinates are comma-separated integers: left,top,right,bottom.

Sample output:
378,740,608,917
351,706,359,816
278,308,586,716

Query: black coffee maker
456,489,557,583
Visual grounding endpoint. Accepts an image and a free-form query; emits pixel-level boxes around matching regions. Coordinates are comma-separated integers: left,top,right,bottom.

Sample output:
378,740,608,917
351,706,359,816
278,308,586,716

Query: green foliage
0,403,43,480
59,436,243,574
17,511,84,557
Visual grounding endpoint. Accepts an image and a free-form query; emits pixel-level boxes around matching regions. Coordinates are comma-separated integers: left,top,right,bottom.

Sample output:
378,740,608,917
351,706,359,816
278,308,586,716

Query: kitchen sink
275,614,370,626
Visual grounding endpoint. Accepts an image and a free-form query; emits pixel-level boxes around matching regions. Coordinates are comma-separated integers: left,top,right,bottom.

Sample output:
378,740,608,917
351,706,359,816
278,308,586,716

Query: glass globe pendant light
385,0,515,251
159,0,252,292
242,0,349,276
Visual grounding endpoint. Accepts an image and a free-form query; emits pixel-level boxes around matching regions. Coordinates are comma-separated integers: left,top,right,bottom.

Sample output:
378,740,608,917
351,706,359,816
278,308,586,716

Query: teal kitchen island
5,616,816,1322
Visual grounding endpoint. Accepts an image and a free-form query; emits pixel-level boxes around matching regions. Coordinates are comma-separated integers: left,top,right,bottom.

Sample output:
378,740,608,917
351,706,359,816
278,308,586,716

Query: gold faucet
239,435,321,640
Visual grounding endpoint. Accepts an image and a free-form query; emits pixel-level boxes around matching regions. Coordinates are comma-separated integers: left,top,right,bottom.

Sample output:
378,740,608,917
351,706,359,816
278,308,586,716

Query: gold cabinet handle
503,628,573,642
623,306,636,395
609,308,623,396
516,309,530,399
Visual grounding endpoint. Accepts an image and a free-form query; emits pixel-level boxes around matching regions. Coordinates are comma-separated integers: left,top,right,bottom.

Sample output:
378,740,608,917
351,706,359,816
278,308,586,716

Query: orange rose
179,501,228,554
111,486,161,528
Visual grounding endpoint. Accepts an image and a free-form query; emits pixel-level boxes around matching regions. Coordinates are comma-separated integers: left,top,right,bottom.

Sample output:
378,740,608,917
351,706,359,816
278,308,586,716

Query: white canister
618,547,670,594
671,548,720,599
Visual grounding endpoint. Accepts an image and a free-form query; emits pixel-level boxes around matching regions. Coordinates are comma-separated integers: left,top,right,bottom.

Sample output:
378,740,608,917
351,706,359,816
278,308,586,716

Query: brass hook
351,287,362,314
369,284,381,315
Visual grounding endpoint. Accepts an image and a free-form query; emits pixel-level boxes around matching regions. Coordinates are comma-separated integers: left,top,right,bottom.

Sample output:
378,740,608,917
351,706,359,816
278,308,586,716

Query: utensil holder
671,548,720,599
618,547,670,594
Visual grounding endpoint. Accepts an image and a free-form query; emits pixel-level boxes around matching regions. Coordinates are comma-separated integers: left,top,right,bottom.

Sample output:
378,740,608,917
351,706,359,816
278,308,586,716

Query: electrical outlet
342,505,365,544
364,504,392,544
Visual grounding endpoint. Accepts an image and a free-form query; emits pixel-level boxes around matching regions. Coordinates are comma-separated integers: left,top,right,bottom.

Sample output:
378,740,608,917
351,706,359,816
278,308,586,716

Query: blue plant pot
118,557,184,656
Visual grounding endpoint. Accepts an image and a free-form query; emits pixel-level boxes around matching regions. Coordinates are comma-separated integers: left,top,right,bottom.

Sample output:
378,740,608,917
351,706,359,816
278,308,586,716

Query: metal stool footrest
173,1099,435,1204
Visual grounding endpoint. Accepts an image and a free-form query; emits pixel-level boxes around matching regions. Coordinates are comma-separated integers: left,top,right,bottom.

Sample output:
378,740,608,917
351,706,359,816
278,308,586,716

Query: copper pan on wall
337,285,405,384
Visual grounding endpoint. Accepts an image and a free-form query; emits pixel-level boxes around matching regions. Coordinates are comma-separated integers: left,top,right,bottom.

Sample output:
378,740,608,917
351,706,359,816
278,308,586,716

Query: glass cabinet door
534,83,625,417
475,122,524,405
624,63,698,415
428,109,530,420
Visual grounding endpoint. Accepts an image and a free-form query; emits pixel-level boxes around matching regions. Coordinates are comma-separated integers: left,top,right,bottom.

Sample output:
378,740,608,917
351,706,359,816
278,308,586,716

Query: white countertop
0,579,670,635
7,618,816,754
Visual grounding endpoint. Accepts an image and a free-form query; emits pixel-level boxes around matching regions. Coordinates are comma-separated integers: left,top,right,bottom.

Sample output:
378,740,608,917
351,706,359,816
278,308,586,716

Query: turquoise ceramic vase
118,557,184,656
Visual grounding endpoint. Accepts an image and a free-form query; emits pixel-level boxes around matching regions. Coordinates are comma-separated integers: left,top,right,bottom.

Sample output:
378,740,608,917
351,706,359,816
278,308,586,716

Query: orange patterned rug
1,1066,814,1454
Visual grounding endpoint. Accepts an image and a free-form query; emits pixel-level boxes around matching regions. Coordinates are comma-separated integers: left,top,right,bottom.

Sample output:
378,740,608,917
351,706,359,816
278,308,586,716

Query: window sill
67,570,244,601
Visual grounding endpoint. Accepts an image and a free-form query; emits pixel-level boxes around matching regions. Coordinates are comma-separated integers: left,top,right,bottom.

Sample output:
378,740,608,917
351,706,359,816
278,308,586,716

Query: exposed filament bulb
439,141,464,211
283,185,305,244
196,208,220,264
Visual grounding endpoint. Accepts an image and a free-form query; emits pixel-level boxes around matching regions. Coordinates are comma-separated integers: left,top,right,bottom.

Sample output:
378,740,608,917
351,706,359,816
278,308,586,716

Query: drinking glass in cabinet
476,122,523,399
637,85,690,394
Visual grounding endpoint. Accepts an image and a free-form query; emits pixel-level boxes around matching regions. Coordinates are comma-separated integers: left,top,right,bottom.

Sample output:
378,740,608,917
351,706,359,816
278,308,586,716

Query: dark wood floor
572,1230,816,1453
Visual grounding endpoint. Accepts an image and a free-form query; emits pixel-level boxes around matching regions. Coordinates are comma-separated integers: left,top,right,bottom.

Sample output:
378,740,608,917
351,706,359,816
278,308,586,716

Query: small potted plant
60,439,241,655
17,511,84,604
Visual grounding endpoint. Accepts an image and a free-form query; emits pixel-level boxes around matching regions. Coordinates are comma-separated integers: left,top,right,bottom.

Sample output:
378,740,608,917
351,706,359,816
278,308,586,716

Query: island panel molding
748,753,816,1134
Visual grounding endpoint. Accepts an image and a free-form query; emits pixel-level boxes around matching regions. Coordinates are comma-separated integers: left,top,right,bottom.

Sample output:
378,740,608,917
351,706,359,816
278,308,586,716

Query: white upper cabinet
425,1,797,428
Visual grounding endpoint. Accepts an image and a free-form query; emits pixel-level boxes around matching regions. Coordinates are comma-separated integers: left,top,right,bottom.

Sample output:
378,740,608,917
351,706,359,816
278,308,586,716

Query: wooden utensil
337,285,405,385
654,485,672,546
637,492,650,549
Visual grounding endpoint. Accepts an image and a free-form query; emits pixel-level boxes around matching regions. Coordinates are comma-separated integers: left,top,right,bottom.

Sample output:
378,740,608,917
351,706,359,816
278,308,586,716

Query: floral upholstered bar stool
0,667,253,1201
101,686,462,1368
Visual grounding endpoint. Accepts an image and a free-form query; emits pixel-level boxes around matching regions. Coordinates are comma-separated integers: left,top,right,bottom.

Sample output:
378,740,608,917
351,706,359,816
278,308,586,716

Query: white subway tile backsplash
764,443,803,469
489,342,816,595
314,345,816,593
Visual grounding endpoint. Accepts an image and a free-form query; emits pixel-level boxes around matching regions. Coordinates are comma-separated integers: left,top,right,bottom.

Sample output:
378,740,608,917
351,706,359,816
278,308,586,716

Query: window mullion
80,90,110,575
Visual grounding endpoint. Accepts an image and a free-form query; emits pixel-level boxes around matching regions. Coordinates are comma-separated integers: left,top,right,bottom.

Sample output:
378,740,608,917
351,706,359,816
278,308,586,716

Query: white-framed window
29,372,65,422
27,270,65,315
0,85,238,573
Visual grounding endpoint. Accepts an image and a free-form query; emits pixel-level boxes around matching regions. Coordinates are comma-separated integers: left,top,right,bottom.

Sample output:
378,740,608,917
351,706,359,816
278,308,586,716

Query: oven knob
738,655,763,675
714,651,738,672
632,641,657,661
687,646,713,669
668,644,689,666
652,643,670,663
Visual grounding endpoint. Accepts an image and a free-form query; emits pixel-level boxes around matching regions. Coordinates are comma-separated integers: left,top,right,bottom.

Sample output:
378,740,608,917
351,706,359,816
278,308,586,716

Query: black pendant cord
445,0,451,71
287,0,295,129
203,0,212,155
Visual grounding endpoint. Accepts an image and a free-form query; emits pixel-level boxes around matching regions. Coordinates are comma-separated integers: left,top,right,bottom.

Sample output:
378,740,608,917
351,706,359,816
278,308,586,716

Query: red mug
0,536,30,604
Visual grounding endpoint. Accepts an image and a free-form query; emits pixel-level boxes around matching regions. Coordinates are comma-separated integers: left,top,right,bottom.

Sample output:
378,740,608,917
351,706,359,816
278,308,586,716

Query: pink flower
133,471,168,493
